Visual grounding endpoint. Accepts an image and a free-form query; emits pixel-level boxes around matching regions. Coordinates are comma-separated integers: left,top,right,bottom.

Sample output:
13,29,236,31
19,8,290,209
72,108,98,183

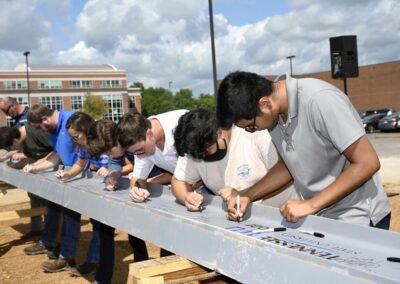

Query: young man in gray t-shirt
216,71,391,229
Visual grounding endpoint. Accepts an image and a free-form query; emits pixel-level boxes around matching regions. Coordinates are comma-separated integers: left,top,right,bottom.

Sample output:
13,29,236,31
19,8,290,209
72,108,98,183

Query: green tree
80,93,109,120
142,87,174,116
173,88,196,110
130,81,145,91
195,93,215,110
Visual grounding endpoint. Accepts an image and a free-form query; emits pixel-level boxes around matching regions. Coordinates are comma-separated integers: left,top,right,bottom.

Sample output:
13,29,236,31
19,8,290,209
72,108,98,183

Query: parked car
359,108,396,119
362,113,387,133
378,112,400,132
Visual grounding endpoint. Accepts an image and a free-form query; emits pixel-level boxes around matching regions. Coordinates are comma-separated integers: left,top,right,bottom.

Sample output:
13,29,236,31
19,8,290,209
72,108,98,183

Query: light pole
23,51,31,106
208,0,218,96
286,55,295,76
169,81,172,92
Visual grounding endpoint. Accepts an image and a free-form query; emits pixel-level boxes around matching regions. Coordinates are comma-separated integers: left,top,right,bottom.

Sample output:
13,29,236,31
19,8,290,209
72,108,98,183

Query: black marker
299,229,325,238
253,227,286,233
387,257,400,263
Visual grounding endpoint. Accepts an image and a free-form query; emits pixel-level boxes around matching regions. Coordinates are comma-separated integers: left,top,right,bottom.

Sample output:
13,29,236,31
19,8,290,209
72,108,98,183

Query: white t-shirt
174,125,299,208
133,109,188,179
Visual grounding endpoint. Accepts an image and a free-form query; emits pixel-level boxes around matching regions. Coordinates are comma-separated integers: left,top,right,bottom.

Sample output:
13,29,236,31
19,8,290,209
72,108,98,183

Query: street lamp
208,0,218,96
169,81,173,92
23,51,31,106
286,55,295,76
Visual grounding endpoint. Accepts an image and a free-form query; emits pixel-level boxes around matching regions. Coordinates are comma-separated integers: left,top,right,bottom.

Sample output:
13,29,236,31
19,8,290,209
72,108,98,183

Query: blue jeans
370,213,391,230
41,202,100,262
41,201,62,247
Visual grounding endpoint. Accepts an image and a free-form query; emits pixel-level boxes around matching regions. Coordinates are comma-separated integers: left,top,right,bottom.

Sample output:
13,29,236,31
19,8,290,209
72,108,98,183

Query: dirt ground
1,182,400,284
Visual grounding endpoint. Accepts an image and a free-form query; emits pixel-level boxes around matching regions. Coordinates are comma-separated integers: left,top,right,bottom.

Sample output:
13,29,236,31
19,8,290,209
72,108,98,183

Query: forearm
243,158,293,202
0,150,18,162
65,159,86,178
171,176,193,205
32,152,60,171
130,176,148,189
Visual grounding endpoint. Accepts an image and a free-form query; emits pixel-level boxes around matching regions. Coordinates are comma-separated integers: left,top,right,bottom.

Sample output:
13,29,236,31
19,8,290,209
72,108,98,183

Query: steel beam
1,162,399,283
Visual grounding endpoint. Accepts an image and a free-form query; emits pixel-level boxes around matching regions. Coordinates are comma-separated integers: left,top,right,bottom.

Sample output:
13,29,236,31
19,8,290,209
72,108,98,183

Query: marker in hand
136,181,148,202
194,190,204,212
236,195,241,222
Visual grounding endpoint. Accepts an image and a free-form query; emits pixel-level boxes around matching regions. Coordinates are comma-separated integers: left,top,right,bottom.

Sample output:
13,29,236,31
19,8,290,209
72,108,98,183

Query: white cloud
1,0,399,95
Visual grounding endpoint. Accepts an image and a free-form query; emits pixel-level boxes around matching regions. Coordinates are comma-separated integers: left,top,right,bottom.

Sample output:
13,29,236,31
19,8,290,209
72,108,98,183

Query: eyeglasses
244,108,259,133
71,133,84,141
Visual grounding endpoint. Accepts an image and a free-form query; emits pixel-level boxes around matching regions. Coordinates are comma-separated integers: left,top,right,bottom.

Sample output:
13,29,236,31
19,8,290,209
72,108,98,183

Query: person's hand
104,170,121,191
55,170,71,181
96,167,109,177
226,190,250,222
218,186,235,202
23,164,36,173
11,152,26,160
184,191,204,211
129,185,150,202
280,199,317,223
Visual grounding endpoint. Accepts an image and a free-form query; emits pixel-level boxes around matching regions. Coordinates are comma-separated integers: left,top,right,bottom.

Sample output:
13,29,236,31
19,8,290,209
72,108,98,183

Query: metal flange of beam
1,163,400,283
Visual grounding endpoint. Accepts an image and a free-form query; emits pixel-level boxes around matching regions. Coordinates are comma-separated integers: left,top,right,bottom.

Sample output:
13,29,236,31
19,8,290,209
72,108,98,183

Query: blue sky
1,0,399,95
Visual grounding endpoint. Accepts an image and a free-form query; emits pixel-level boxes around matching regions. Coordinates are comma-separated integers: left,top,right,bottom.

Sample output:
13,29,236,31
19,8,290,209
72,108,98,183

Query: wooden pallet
0,207,47,222
127,255,229,284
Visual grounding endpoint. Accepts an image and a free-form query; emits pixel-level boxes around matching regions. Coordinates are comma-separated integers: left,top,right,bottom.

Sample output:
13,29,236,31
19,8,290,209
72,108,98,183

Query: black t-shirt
23,124,53,160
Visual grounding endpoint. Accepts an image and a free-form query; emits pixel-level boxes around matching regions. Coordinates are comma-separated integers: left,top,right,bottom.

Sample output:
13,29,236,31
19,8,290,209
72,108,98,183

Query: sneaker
24,242,52,255
41,258,76,273
70,262,98,277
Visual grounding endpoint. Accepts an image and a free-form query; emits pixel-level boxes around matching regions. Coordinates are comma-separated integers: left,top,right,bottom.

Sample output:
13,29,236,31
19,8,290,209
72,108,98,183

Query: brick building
0,64,142,126
279,60,400,113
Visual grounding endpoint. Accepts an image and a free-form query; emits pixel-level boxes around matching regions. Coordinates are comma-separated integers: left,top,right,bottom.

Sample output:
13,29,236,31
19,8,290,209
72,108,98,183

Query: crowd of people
0,71,391,284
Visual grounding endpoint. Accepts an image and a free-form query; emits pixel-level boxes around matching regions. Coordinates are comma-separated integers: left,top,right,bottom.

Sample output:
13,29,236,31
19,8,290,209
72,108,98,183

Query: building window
128,96,136,113
69,80,92,88
70,80,81,88
38,80,62,89
101,80,120,88
40,96,63,110
82,80,92,88
102,95,122,122
71,96,85,110
3,80,27,89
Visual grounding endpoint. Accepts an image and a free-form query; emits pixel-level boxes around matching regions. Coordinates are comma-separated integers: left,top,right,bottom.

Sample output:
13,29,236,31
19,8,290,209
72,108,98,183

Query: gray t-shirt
270,74,390,226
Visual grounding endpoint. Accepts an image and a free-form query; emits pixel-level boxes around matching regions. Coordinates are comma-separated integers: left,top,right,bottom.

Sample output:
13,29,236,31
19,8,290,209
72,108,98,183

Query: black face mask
202,139,227,162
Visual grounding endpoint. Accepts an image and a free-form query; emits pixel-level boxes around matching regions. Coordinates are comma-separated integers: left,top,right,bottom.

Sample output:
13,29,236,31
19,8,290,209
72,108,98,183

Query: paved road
368,132,400,159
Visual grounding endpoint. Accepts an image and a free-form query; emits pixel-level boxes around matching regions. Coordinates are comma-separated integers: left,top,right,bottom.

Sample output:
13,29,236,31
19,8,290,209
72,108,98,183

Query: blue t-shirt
77,147,109,170
14,107,29,128
50,110,77,166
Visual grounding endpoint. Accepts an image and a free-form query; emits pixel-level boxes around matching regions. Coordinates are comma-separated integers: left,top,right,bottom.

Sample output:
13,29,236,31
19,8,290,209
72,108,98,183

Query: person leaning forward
216,71,391,229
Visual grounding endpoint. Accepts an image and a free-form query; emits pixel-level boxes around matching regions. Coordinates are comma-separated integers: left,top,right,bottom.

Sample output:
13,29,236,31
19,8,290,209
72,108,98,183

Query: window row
3,80,122,89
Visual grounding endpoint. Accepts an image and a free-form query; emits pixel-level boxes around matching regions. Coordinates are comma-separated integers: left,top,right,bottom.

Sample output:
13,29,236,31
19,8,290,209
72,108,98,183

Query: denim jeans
41,201,62,247
86,219,101,263
41,202,100,261
28,193,47,231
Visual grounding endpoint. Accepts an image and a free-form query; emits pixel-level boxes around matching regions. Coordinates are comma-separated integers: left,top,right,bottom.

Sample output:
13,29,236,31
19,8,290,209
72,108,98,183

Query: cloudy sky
0,0,399,95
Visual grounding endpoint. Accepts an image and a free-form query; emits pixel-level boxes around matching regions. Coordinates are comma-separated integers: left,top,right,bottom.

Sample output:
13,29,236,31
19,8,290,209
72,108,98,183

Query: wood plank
0,207,46,222
129,255,200,278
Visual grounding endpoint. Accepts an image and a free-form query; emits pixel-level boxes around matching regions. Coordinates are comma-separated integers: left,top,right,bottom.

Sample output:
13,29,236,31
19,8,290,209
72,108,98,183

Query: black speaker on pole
329,35,359,79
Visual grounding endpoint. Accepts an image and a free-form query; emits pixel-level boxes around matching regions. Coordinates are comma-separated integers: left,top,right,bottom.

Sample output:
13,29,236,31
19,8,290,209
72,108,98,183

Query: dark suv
362,113,387,133
360,109,395,119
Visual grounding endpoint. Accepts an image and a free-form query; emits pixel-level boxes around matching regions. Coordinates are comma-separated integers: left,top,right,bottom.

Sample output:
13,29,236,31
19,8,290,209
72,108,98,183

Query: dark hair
66,111,95,134
28,104,55,124
0,127,20,149
216,71,274,128
117,113,151,148
173,108,218,159
87,119,117,156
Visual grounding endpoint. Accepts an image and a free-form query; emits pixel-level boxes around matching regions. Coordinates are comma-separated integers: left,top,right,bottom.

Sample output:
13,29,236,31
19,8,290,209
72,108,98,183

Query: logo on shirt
237,164,251,179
